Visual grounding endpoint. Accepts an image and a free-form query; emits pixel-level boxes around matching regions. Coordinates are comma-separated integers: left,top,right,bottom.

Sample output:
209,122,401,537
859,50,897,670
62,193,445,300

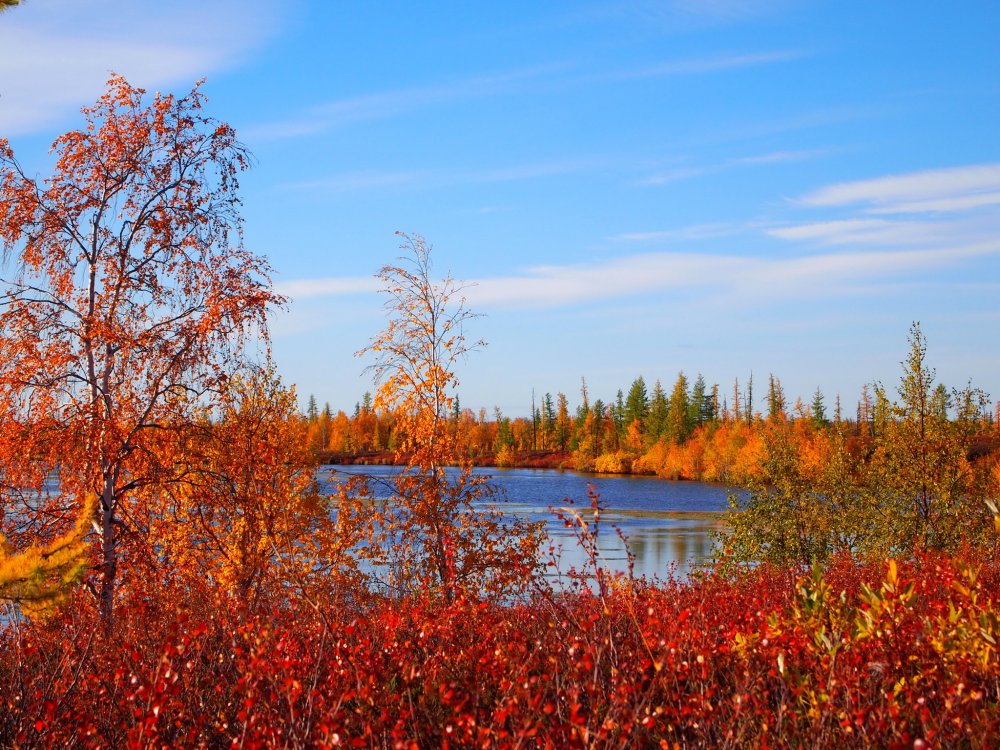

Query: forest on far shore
305,332,1000,487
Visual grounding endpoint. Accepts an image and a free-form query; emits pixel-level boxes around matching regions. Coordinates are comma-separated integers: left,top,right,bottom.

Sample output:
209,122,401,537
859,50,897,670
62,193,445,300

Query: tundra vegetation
0,78,997,748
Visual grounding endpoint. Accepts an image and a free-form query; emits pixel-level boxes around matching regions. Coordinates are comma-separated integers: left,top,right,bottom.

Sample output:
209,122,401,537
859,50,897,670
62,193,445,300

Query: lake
319,464,742,579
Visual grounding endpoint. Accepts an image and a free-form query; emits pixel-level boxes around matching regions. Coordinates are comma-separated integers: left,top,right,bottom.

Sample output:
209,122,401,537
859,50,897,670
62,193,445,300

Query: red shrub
1,552,997,747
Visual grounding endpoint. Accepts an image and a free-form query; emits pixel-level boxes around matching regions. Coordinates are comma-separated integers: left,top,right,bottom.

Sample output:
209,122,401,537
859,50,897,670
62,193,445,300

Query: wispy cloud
281,171,424,194
244,63,570,142
800,162,1000,213
279,158,609,193
638,146,834,187
466,252,752,308
754,241,1000,285
610,49,805,80
278,238,1000,315
865,192,1000,215
275,276,380,301
772,162,1000,252
732,148,835,165
248,46,802,143
565,0,793,30
767,218,959,246
460,241,1000,309
610,222,749,242
636,166,708,186
663,0,793,24
0,0,278,136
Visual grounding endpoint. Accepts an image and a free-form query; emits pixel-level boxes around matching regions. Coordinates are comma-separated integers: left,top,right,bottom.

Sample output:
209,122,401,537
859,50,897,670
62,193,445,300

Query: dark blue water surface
320,465,742,578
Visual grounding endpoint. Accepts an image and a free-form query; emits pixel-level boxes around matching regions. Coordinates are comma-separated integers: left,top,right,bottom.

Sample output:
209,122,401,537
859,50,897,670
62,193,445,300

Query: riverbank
317,448,584,472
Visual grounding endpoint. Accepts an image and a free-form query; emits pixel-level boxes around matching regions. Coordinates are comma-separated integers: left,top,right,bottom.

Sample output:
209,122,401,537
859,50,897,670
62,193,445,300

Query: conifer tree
612,390,626,442
541,393,556,450
766,374,786,422
665,372,692,443
689,374,708,427
811,387,828,428
644,380,668,442
624,376,649,427
555,393,572,451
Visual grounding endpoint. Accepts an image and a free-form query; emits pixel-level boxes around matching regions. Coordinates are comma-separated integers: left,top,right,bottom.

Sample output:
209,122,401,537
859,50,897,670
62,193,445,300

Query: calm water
319,465,742,579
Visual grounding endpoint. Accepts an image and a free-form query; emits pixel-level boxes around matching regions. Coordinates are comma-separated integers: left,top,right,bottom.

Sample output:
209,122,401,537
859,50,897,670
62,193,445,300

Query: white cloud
866,191,1000,215
466,252,753,308
582,0,793,29
767,218,957,246
665,0,791,23
614,49,804,80
281,171,423,194
773,163,1000,257
800,163,1000,213
747,241,1000,286
461,242,1000,309
732,148,834,165
248,47,801,143
0,0,278,136
244,63,570,142
275,276,379,301
610,223,748,242
638,147,833,188
279,158,609,193
276,237,1000,319
637,166,708,186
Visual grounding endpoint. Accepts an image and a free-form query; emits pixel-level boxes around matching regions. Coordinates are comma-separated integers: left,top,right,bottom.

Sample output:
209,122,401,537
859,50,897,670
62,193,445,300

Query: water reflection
321,465,739,580
544,509,727,579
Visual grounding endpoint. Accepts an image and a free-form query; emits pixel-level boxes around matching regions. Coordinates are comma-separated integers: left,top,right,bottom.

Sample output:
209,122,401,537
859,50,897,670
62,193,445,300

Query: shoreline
314,449,736,486
317,448,577,471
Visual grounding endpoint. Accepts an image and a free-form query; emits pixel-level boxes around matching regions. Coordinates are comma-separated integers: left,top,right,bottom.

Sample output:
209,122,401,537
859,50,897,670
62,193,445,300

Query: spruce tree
665,372,691,443
624,376,649,426
644,380,668,441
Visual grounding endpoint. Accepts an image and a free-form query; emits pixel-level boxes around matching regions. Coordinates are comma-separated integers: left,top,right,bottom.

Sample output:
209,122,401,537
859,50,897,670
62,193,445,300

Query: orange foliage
342,235,540,600
141,369,357,607
0,76,283,624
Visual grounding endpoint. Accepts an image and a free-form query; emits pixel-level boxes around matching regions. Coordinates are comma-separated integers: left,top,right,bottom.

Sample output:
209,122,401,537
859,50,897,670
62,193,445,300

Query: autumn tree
494,407,515,459
870,322,991,551
724,324,995,565
0,76,283,624
145,368,354,608
345,234,540,600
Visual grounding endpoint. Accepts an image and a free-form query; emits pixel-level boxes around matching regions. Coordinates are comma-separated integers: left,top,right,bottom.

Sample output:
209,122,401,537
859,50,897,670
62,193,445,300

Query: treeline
304,334,999,487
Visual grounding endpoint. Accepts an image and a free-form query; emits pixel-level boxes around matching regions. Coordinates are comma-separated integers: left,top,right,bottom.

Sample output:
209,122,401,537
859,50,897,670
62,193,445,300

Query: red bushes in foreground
1,553,998,748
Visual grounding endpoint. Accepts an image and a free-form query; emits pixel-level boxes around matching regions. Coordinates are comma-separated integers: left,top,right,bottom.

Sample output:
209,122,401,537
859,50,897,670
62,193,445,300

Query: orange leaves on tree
345,234,541,601
0,74,285,625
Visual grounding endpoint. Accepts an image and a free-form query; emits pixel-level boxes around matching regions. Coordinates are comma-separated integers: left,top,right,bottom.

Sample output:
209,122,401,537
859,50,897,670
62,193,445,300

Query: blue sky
2,0,999,417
